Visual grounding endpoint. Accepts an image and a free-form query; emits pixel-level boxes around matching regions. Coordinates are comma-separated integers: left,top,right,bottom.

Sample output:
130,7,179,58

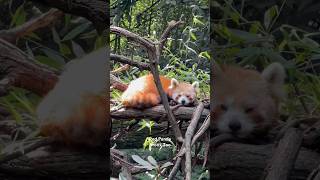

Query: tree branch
0,39,59,96
0,9,64,44
110,53,150,70
29,0,108,32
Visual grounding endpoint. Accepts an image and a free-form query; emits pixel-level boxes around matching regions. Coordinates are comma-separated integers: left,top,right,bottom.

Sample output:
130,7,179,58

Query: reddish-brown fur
40,94,108,147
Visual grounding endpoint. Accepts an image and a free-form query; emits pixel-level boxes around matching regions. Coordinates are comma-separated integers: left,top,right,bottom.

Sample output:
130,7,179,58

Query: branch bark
30,0,108,32
210,142,320,180
111,105,209,122
262,128,303,180
0,9,64,44
185,103,204,180
0,39,59,96
110,53,150,70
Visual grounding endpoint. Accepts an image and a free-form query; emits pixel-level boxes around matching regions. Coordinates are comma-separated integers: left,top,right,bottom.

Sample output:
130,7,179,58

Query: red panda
36,48,108,147
121,74,199,108
212,63,285,138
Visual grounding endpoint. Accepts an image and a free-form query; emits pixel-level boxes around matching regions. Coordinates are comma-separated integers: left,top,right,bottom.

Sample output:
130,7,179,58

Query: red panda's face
169,78,199,106
212,63,285,137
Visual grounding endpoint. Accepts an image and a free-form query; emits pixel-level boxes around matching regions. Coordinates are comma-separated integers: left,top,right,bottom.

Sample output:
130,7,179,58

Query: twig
110,74,128,92
185,103,204,180
158,20,184,53
111,64,130,75
168,157,182,180
168,115,210,179
0,138,53,164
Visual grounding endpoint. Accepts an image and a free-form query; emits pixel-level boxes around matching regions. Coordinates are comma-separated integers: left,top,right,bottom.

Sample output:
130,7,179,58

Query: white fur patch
172,93,191,105
216,108,255,138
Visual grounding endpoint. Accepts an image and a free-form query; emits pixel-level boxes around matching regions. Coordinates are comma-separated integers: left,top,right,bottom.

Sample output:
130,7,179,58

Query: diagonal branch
110,53,150,70
159,20,184,53
0,9,64,44
29,0,108,32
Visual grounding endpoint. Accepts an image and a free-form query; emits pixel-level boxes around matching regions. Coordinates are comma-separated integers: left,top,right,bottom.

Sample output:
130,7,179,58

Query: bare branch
111,105,209,122
185,103,204,180
0,138,53,164
262,128,303,180
30,0,108,32
110,53,150,70
0,39,59,96
0,9,64,44
159,20,184,53
110,26,154,50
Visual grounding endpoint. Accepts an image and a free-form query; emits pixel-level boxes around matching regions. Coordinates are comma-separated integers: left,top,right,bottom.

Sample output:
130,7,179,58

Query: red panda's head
169,78,199,106
212,63,285,138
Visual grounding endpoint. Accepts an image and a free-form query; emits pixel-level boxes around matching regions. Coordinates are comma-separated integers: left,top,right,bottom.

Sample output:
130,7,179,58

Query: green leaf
35,55,62,69
95,35,107,49
198,51,210,59
71,41,85,58
249,22,261,34
62,23,91,41
10,4,26,27
59,43,72,56
193,17,204,26
190,31,197,41
229,28,260,42
131,155,154,170
52,27,61,45
160,162,174,169
147,156,158,167
264,5,278,30
211,1,221,7
41,48,66,65
301,37,320,48
230,12,240,25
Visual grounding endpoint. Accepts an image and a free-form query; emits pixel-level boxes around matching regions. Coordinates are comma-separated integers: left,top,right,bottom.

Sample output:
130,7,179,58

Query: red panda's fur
36,48,108,147
121,74,199,108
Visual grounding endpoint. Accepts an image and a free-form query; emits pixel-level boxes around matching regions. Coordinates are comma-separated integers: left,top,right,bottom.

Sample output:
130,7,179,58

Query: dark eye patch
245,107,254,113
220,104,228,111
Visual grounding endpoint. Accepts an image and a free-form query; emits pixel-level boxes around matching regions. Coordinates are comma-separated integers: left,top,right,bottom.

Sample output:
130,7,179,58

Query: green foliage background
111,0,210,104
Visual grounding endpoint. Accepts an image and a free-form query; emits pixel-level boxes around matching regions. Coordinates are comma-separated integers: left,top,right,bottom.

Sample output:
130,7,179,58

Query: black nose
229,120,241,132
181,100,186,105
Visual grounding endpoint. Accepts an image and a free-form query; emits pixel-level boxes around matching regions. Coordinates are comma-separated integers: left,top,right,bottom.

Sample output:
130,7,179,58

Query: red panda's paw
169,100,178,106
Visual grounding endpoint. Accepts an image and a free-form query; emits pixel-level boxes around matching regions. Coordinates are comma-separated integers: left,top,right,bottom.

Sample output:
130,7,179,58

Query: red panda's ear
192,81,199,90
262,63,286,99
169,78,179,89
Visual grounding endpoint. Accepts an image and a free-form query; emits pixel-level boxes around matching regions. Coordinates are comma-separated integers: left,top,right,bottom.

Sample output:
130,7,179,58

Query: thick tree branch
0,9,63,44
185,103,204,180
0,39,59,96
29,0,108,32
262,128,303,180
111,105,209,122
211,142,320,180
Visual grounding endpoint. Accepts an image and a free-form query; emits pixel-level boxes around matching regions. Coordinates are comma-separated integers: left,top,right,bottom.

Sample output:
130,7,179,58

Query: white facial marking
172,93,191,105
217,108,255,138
